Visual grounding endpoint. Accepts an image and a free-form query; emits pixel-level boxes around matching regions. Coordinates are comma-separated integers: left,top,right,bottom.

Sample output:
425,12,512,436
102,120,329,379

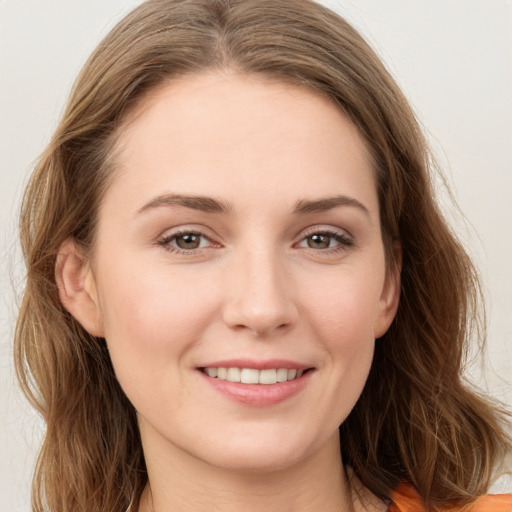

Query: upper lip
199,359,312,370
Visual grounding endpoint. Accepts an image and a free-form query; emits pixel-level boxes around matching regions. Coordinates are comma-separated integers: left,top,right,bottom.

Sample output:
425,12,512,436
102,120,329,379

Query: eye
158,230,214,253
297,229,353,251
173,233,206,250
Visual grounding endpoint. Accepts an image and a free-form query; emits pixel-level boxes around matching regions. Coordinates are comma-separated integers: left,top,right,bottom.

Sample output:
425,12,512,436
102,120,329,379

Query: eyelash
157,228,354,255
297,228,354,253
157,229,216,255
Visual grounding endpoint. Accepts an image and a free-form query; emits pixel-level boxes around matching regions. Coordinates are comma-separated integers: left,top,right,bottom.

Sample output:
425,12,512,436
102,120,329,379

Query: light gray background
1,1,511,509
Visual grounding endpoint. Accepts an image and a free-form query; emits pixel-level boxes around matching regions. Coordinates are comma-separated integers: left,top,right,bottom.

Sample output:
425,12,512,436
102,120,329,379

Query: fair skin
57,72,399,512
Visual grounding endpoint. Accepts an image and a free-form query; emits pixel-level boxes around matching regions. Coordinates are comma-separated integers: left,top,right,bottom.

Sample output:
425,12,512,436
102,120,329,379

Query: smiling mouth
201,367,309,385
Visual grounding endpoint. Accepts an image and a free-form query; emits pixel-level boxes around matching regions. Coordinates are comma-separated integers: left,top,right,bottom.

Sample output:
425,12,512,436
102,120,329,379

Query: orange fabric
388,483,512,512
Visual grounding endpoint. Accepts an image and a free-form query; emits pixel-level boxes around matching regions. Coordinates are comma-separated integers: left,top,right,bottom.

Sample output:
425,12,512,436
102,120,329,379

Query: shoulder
388,483,512,512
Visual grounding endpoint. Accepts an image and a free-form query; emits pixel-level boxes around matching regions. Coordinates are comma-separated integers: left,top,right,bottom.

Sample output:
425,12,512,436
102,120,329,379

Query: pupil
309,234,329,249
177,234,199,249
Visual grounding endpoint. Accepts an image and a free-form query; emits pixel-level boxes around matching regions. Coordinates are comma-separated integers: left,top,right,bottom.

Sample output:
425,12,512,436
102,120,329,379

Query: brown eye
158,230,216,253
297,230,353,252
307,234,332,249
175,233,201,249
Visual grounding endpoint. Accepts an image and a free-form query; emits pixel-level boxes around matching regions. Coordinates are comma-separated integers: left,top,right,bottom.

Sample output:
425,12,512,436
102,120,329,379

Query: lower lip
199,370,312,407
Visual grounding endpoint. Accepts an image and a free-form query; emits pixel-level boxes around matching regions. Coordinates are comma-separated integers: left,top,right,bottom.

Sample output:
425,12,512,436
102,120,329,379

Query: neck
138,432,353,512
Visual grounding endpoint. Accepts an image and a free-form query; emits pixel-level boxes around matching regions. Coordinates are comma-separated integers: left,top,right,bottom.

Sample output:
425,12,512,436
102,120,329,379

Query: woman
14,0,511,511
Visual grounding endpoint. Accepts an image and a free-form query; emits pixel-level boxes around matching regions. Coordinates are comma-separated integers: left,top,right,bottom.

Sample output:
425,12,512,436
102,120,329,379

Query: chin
191,427,334,474
206,448,307,474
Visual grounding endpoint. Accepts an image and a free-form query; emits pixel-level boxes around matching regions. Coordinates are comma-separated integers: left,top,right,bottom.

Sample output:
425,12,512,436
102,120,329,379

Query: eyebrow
137,193,231,215
137,193,370,218
293,195,370,217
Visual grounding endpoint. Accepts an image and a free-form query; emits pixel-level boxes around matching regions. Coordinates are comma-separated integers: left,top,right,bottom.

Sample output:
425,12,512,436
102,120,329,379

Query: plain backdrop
1,1,511,509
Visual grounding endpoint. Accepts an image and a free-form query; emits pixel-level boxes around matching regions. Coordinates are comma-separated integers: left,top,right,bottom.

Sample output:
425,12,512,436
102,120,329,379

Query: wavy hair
15,0,510,511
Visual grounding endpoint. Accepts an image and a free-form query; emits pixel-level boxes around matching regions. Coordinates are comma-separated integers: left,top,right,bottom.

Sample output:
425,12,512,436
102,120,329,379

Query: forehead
105,71,377,215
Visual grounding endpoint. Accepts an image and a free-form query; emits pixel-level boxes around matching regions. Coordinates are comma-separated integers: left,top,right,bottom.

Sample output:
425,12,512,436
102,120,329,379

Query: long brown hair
15,1,510,511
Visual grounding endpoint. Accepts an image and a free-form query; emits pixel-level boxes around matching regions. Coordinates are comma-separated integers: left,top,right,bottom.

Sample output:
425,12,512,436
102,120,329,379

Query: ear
374,241,402,339
55,240,105,337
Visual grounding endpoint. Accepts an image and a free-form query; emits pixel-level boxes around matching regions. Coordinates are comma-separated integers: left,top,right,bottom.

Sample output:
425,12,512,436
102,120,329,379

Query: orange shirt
389,483,512,512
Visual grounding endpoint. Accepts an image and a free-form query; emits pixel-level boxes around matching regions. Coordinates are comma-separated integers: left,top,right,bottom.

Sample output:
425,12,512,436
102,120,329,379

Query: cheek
99,261,218,339
317,285,376,385
95,264,220,392
301,267,383,418
305,266,384,347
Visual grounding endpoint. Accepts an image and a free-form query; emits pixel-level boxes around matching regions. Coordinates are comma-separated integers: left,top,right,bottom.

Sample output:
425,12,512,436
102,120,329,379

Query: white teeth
204,367,307,384
276,368,288,382
259,369,277,384
287,369,297,380
206,367,218,378
240,368,259,384
226,367,241,383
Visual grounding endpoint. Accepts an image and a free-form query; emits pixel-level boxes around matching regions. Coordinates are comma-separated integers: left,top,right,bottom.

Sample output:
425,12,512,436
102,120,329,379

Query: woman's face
73,72,399,472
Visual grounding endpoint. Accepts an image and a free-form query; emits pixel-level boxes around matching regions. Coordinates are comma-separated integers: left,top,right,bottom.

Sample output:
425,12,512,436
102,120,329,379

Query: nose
222,247,298,337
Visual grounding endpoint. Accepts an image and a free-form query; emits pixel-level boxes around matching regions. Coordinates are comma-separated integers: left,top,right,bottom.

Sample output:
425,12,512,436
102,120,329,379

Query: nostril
226,317,293,337
221,269,299,335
